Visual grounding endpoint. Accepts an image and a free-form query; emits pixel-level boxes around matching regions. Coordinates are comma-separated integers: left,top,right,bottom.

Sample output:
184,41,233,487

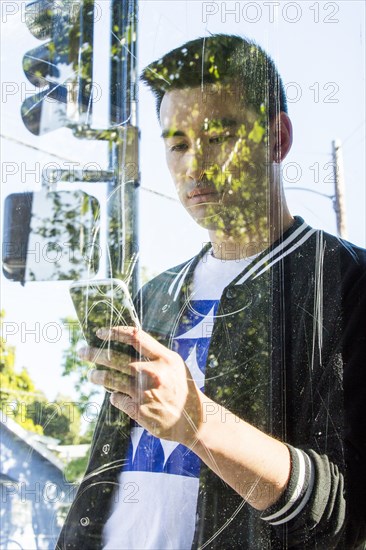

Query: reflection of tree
110,0,138,124
60,316,99,415
22,0,138,133
29,190,100,281
139,36,286,426
205,277,272,431
141,35,285,117
198,104,269,242
22,0,95,134
140,36,282,251
0,312,82,443
0,378,43,434
0,311,43,434
22,0,139,284
156,84,271,249
26,395,81,445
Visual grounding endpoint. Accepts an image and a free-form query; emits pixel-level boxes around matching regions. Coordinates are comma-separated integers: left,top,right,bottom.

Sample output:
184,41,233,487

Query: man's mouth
187,187,220,201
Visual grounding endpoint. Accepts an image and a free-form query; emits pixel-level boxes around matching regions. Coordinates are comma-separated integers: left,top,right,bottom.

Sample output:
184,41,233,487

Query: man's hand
80,325,291,510
79,326,204,445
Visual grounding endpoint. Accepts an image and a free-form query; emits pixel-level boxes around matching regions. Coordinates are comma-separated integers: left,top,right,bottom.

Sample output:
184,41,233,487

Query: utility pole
332,139,348,239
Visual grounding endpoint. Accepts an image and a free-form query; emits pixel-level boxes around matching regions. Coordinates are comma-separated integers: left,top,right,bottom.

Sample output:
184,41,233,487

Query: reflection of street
1,416,71,550
0,496,35,550
0,537,24,549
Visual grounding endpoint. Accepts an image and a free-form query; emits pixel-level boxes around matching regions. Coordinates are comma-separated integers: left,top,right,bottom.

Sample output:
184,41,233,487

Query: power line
1,133,178,202
1,133,79,164
141,187,178,202
342,119,365,146
285,187,334,200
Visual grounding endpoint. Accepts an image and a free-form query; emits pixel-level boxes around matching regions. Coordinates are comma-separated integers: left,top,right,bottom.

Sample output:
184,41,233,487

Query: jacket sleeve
261,445,346,548
261,249,366,549
341,249,366,548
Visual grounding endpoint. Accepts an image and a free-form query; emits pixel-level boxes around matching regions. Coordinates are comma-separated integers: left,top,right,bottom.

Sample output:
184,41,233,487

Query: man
57,35,366,549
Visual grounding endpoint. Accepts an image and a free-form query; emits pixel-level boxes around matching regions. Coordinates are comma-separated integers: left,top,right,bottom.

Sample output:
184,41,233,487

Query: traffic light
22,0,139,134
22,0,94,135
10,0,140,286
2,190,101,283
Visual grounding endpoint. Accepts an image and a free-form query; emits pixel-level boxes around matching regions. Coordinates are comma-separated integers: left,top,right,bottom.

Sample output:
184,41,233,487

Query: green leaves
248,120,265,144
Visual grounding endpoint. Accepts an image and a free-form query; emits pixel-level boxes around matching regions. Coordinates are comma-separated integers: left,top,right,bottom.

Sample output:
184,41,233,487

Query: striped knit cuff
261,445,315,526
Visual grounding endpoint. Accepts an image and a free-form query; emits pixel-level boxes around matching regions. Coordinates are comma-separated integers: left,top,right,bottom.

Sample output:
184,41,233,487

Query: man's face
160,83,274,236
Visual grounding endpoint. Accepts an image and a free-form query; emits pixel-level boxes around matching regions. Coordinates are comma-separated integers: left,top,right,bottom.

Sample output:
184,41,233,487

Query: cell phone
69,278,141,355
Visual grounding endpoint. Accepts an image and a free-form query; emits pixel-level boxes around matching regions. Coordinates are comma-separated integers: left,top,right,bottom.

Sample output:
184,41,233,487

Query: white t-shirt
103,251,256,549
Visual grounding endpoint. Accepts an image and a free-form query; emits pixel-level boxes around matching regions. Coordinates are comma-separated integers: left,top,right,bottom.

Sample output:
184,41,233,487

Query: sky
1,0,365,401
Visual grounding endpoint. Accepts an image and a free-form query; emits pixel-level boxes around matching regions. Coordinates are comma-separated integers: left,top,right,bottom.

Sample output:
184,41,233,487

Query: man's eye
169,143,188,152
209,135,232,144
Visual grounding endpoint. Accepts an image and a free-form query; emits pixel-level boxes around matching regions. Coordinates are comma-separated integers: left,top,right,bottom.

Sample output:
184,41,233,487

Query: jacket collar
167,217,315,299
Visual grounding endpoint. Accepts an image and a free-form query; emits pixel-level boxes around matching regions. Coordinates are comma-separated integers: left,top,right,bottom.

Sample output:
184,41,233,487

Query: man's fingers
89,366,157,396
78,346,132,374
89,369,137,397
110,392,139,420
97,326,170,361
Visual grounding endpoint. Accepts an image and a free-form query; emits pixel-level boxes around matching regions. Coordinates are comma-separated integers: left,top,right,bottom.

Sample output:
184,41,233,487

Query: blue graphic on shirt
122,300,219,477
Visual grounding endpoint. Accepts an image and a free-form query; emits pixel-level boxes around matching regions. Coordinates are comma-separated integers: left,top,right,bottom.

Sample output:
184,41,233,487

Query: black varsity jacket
56,217,366,549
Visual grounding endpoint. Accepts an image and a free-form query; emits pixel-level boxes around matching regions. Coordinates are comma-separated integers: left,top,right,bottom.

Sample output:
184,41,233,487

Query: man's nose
185,144,208,182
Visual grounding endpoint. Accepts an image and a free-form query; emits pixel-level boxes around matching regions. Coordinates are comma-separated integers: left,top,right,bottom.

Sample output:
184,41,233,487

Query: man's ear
271,112,293,163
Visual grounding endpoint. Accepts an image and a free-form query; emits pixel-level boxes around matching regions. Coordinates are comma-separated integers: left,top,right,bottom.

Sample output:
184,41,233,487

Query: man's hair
140,34,287,121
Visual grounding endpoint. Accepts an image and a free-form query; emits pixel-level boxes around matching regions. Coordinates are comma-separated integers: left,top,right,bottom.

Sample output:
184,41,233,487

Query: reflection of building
0,414,74,550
